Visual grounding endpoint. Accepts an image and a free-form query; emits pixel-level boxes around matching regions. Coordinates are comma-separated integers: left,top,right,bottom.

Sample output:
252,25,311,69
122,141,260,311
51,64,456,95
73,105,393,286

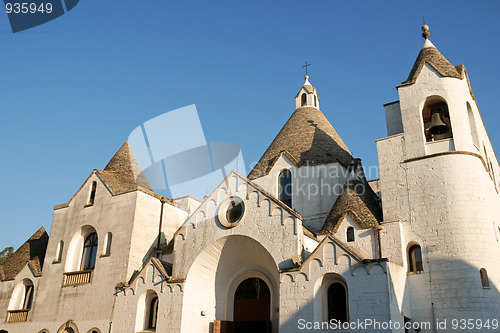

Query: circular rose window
218,196,245,228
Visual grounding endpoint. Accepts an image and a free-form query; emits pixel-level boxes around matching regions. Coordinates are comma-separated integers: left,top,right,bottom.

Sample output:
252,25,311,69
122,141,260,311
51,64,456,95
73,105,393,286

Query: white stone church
1,25,499,333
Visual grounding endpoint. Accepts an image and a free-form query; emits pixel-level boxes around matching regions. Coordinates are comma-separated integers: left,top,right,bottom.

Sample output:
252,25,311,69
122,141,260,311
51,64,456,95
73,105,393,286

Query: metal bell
428,111,448,135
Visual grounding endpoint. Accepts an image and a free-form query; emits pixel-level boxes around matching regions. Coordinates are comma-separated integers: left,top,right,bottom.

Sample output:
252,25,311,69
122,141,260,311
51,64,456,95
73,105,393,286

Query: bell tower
295,75,320,109
377,24,500,328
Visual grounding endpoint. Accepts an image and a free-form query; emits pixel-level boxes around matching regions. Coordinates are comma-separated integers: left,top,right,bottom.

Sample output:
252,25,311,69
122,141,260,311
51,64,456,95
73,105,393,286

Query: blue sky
1,0,499,250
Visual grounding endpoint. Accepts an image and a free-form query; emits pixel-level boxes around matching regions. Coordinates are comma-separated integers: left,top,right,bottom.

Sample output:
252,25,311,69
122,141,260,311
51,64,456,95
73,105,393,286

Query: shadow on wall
399,258,500,333
27,233,49,265
140,232,167,266
280,259,500,333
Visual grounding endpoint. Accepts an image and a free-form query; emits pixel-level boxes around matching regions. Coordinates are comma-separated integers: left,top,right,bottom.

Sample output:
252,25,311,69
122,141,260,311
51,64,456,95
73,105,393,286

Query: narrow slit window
480,268,490,288
55,240,64,262
88,181,97,205
104,232,112,256
408,244,423,272
467,102,479,148
301,93,307,106
346,227,355,242
278,169,292,208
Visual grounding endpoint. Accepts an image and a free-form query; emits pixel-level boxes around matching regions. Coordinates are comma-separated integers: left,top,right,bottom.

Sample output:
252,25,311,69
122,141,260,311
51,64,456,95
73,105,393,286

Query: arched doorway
233,277,271,333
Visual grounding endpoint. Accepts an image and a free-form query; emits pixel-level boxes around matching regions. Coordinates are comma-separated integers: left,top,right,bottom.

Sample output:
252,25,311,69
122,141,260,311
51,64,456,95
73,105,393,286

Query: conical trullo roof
96,141,151,194
248,106,354,180
0,226,48,281
400,27,464,87
319,179,382,235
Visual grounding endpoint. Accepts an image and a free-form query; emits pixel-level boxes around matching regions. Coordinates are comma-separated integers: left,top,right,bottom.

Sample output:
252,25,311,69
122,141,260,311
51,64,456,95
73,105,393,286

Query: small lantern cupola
295,75,320,109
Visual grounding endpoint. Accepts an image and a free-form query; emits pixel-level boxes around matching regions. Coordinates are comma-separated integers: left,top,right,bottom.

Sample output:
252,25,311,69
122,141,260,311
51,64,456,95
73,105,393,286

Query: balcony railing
63,270,93,286
6,309,29,323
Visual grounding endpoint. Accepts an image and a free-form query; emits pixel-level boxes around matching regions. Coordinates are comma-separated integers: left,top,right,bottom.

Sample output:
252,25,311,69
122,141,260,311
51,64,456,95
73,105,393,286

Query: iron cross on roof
302,60,311,76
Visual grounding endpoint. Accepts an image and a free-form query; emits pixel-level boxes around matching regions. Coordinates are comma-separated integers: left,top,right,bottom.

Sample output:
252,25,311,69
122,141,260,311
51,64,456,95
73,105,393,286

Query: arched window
408,244,423,272
278,169,292,208
103,232,112,256
55,240,64,262
467,102,479,148
7,279,34,322
422,99,453,142
147,297,159,330
136,290,159,332
346,227,354,242
88,181,97,205
23,283,34,310
327,282,348,322
314,95,317,107
480,268,490,288
301,93,307,106
10,279,34,311
81,232,98,271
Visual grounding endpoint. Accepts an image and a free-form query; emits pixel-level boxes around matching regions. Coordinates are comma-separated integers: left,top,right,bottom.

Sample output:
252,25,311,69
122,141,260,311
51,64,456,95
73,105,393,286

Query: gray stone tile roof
97,140,152,194
319,179,382,235
54,141,173,210
248,107,354,180
0,226,48,281
399,46,464,87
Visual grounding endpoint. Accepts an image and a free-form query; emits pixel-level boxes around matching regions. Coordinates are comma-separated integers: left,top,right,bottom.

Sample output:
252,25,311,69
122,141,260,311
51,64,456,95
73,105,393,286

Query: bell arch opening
422,96,453,142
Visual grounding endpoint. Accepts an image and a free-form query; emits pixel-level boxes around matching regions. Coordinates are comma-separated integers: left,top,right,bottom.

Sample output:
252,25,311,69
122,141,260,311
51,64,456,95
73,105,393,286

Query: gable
120,257,171,290
251,152,296,195
54,171,114,210
171,171,304,280
319,179,381,236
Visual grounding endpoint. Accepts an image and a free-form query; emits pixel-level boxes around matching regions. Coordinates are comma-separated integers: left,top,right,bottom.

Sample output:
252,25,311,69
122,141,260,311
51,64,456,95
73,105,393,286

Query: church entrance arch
233,277,271,333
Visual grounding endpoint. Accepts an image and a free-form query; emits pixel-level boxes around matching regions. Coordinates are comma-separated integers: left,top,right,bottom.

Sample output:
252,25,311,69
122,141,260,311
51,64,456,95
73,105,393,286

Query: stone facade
1,30,499,333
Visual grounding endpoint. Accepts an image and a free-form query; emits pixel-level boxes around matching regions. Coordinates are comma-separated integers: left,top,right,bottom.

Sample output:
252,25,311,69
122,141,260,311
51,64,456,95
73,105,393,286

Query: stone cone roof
96,141,151,194
248,107,354,180
400,43,464,86
0,226,48,281
319,179,382,235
